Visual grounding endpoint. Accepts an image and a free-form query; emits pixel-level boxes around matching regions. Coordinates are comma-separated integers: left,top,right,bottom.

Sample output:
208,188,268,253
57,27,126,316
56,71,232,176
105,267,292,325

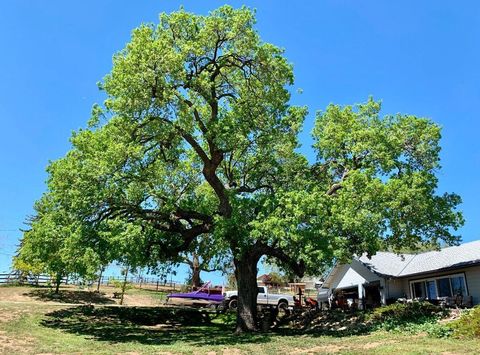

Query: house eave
393,259,480,279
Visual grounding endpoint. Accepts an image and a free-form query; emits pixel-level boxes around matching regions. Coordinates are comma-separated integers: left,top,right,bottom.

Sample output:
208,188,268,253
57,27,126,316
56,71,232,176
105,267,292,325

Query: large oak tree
20,6,463,332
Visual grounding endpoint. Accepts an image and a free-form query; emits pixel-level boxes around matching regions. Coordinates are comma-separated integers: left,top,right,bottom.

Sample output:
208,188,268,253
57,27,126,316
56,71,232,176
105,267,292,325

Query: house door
364,285,381,308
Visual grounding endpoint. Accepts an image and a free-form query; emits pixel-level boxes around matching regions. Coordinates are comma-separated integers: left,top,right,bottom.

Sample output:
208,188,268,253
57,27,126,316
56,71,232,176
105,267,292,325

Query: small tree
181,235,230,288
15,195,110,293
119,265,131,305
14,197,75,293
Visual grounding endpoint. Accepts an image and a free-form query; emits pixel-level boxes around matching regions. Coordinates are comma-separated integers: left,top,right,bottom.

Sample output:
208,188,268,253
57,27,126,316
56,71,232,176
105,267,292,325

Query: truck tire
277,301,289,317
276,300,290,321
228,298,238,310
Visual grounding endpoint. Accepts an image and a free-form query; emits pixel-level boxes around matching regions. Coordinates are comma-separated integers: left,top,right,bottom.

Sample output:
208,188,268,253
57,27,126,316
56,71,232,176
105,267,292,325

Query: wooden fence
0,273,67,286
99,275,183,291
0,272,184,291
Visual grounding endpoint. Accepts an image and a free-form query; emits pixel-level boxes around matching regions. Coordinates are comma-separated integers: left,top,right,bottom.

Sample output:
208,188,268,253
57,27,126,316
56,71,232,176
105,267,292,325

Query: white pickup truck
223,286,294,310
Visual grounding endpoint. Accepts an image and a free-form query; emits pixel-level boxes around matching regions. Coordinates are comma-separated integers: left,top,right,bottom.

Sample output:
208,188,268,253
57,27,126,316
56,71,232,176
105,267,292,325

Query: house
323,240,480,309
301,276,323,290
256,274,271,286
256,273,284,287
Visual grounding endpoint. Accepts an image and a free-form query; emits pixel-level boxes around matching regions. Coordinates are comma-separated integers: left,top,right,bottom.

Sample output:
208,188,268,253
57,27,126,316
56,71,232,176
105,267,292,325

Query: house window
412,281,426,298
451,276,467,297
436,278,452,297
409,273,468,300
426,280,437,299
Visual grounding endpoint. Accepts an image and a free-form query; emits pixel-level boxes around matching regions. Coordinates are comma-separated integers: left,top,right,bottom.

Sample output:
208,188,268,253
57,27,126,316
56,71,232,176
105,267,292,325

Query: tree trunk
96,267,104,292
234,253,260,333
54,273,61,294
191,253,202,288
120,266,129,305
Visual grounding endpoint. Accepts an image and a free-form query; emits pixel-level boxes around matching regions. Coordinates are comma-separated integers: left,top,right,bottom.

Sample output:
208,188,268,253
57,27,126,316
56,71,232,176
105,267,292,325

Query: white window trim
409,273,468,299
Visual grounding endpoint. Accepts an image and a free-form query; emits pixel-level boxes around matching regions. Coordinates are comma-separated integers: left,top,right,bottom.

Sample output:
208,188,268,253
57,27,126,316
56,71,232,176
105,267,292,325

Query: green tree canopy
14,195,102,292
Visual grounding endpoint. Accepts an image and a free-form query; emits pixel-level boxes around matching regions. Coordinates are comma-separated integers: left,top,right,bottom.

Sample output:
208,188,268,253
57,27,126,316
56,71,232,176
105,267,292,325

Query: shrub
367,301,448,333
448,306,480,338
425,322,453,338
368,301,443,322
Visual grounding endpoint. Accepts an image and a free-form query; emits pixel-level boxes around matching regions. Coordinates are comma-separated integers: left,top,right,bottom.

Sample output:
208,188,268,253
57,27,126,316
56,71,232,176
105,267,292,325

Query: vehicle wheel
277,301,289,315
228,298,238,310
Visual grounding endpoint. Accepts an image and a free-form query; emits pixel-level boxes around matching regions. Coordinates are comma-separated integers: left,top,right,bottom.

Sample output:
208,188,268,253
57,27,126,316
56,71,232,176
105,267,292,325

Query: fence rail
0,273,68,286
0,272,185,291
99,276,184,291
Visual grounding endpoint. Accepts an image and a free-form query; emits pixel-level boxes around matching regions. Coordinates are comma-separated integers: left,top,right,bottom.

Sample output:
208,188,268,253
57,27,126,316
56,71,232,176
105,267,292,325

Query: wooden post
297,287,304,307
156,280,159,291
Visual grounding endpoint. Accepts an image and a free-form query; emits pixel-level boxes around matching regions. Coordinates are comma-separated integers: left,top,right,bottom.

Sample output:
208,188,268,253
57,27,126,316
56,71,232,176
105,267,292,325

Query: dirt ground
0,284,162,307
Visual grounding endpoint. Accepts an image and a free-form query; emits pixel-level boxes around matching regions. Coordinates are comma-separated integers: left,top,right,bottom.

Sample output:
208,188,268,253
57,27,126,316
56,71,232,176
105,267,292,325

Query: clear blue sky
0,1,479,283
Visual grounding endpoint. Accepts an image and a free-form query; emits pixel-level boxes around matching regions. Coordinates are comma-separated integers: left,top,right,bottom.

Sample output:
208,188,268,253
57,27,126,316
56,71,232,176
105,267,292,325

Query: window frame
436,277,453,298
409,272,468,300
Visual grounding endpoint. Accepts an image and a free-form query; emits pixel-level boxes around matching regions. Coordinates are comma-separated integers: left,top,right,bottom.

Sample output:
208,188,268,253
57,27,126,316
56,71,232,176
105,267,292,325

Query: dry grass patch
0,330,36,353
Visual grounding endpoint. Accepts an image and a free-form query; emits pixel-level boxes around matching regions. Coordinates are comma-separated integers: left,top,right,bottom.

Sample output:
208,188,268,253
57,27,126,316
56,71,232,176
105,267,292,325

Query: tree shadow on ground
41,306,272,346
25,289,116,305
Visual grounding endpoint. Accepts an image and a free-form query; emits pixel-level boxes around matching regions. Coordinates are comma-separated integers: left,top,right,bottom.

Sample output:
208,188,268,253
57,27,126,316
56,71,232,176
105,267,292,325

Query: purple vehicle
167,282,224,307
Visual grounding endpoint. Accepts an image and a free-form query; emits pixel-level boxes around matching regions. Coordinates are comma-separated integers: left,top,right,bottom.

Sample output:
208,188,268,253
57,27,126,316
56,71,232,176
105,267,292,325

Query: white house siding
329,261,382,290
386,278,409,300
465,265,480,305
329,265,365,290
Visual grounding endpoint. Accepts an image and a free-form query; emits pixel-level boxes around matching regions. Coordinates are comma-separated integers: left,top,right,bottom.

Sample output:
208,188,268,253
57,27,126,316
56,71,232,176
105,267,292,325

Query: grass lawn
0,285,479,354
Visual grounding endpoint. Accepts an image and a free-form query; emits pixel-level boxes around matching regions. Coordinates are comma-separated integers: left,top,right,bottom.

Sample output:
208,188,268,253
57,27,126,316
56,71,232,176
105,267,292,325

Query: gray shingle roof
358,240,480,278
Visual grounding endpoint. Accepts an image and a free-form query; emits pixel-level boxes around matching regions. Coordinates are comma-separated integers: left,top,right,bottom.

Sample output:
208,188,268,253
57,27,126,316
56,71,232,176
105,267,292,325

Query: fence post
156,280,159,291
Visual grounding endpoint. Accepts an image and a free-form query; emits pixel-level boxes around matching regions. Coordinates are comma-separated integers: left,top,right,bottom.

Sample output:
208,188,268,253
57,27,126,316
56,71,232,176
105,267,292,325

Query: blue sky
0,1,479,284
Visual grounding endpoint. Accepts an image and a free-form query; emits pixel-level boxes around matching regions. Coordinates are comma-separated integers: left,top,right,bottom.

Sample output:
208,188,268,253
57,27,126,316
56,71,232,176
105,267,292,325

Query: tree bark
234,252,260,333
54,273,61,294
96,267,104,292
191,253,202,288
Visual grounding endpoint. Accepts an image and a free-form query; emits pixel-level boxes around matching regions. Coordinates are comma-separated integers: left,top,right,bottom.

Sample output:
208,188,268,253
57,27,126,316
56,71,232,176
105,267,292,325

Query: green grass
126,286,169,303
1,287,479,354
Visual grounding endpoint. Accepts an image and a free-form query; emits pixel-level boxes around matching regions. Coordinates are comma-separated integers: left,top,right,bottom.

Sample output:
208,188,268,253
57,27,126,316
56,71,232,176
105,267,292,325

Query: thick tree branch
326,169,349,196
255,242,306,277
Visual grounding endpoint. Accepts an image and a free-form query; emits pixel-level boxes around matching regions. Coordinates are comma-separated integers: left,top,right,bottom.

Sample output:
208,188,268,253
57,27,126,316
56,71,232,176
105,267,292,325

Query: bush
425,322,453,338
448,306,480,338
367,301,448,333
368,301,443,323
